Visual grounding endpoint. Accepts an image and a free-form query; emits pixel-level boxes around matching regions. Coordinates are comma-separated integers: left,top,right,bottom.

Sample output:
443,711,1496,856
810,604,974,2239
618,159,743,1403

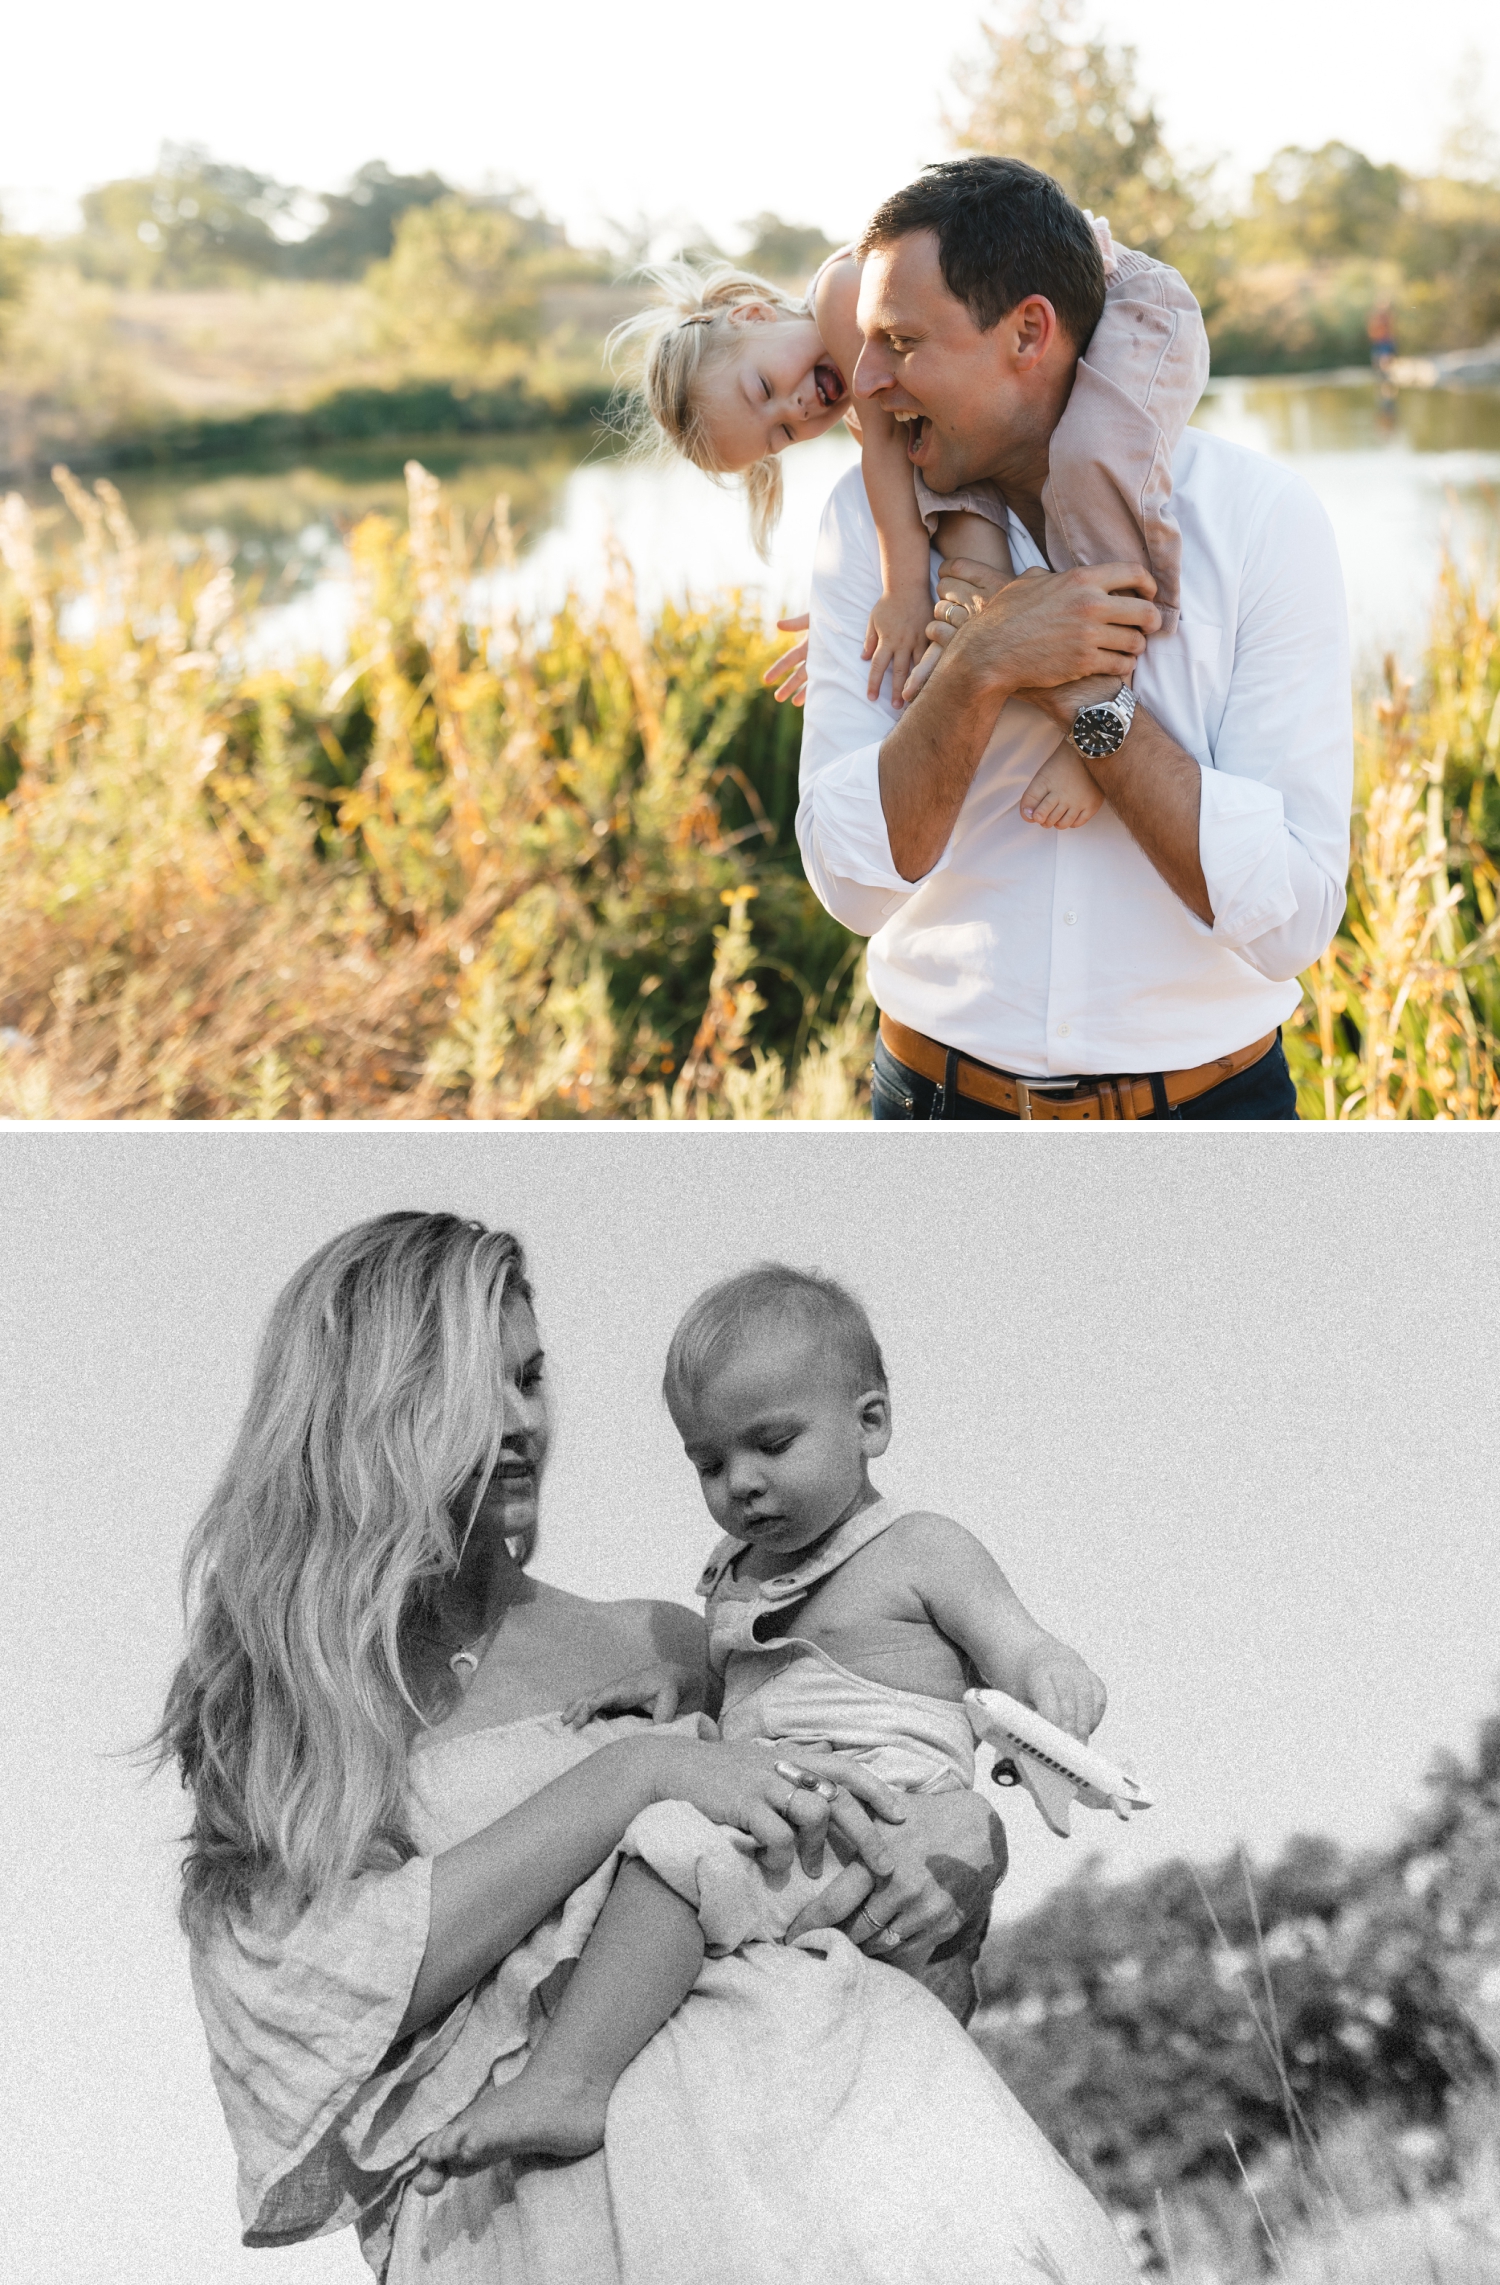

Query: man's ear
857,1387,893,1458
1011,294,1060,373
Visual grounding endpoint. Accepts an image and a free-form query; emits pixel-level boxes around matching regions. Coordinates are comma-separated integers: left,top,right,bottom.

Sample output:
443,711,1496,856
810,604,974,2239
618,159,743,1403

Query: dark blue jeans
871,1031,1298,1121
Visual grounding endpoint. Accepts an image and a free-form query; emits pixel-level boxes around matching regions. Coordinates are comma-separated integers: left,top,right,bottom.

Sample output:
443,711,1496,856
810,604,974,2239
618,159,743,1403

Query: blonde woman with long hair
162,1211,1134,2284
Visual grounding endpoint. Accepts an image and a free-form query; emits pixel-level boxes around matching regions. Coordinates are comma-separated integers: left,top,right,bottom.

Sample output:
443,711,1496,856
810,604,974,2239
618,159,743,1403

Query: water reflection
22,374,1500,678
1193,377,1500,676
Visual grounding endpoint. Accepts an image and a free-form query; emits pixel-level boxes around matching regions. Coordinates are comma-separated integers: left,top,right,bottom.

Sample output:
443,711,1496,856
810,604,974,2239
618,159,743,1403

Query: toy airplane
965,1687,1153,1838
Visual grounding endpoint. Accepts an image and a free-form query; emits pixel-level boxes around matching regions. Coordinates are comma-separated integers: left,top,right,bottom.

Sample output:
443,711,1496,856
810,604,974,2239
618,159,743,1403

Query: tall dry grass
0,461,870,1119
2,463,1498,1120
1283,564,1500,1119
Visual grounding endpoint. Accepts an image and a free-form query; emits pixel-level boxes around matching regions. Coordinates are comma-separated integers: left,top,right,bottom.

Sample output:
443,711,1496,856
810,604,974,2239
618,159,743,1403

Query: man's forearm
878,646,1009,880
1087,704,1212,924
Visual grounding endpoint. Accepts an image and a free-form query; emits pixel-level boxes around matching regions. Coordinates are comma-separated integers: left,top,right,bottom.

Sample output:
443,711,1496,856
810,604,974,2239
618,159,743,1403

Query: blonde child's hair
611,260,809,559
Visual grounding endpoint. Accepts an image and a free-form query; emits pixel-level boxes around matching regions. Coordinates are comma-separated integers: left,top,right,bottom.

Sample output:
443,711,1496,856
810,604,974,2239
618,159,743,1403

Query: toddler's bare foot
1019,745,1103,830
411,2066,611,2191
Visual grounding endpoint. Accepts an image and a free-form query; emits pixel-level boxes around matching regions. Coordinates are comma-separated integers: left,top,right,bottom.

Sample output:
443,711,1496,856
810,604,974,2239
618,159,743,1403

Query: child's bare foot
1019,745,1103,829
411,2066,610,2191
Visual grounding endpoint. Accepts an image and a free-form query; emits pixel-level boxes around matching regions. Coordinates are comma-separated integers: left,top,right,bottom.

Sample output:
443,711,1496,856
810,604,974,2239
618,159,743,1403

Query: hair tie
679,311,717,328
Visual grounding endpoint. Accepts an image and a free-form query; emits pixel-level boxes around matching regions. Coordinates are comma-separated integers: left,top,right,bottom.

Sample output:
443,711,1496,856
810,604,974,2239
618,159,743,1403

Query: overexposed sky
4,1128,1500,2284
4,0,1499,248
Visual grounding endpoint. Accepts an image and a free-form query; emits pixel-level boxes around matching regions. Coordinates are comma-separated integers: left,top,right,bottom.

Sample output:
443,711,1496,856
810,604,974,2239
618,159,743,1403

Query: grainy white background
3,1127,1498,2284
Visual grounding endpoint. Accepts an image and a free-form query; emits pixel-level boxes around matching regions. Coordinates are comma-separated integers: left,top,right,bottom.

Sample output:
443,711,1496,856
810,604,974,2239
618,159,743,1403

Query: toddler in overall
617,167,1208,830
413,1264,1105,2182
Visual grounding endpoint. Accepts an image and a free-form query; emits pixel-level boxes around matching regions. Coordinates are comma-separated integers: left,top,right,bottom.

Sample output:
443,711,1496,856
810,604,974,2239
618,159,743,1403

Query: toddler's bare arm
814,253,943,707
904,509,1015,701
905,1513,1106,1742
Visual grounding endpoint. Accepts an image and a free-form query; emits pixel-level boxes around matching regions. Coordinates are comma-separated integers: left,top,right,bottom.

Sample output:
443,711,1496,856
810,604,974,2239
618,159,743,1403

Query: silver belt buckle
1015,1079,1032,1121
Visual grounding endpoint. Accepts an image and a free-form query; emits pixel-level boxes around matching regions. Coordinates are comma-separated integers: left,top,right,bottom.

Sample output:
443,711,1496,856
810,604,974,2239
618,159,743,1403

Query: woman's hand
784,1786,1006,1966
762,614,810,707
635,1734,906,1882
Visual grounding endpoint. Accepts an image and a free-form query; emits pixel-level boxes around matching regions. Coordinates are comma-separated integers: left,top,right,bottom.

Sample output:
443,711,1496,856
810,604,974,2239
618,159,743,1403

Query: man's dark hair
858,156,1106,348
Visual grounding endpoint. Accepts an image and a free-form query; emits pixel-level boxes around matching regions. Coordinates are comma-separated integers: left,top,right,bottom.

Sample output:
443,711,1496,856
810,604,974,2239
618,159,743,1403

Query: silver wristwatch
1069,684,1136,760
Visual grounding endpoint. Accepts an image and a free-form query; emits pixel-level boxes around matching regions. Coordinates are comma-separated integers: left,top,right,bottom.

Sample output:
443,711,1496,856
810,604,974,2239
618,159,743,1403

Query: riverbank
1,461,1496,1120
0,273,628,481
9,264,1500,485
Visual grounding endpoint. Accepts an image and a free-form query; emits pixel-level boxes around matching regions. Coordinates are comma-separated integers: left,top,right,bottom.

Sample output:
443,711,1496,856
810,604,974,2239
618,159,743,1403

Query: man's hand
877,555,1218,924
784,1785,1006,1969
938,560,1160,698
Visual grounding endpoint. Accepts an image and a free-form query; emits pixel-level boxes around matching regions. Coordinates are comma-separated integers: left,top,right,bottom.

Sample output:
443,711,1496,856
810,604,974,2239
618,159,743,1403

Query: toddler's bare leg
1018,742,1105,830
904,509,1014,700
412,1860,704,2184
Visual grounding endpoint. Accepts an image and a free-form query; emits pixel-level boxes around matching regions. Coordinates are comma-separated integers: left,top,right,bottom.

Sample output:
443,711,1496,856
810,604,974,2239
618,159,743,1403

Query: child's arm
812,256,934,707
902,509,1015,700
905,1515,1106,1742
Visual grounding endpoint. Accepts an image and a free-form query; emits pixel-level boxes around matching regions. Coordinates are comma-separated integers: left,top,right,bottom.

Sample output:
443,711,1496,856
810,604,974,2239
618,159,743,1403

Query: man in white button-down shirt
795,160,1352,1120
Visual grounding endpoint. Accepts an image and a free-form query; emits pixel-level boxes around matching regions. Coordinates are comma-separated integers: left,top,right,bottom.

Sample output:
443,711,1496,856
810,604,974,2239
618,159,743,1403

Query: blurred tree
1438,49,1500,187
972,1702,1500,2217
77,144,298,286
289,161,453,279
949,0,1220,302
0,213,34,343
1238,142,1407,265
365,196,547,375
739,214,839,283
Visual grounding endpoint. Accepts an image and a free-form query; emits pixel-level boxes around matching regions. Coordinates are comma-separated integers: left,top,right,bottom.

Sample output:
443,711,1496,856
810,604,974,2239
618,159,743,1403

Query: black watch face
1071,706,1126,760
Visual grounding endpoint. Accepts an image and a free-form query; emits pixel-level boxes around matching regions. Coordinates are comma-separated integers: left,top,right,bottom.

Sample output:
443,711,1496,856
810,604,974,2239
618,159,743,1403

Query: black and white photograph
5,1130,1499,2283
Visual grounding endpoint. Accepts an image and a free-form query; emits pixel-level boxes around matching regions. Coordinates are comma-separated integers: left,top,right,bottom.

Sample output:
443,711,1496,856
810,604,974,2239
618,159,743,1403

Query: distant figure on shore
1368,302,1397,374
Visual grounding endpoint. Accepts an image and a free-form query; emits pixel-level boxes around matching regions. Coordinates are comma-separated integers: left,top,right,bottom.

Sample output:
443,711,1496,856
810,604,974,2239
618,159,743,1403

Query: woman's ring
942,599,969,626
774,1762,839,1802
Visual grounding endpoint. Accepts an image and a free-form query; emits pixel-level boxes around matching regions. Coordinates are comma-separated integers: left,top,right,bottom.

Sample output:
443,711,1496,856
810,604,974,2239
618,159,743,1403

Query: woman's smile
813,360,846,408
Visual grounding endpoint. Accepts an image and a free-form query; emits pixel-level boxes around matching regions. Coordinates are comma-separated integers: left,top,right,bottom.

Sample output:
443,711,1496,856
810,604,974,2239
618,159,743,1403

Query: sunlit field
1,461,1496,1119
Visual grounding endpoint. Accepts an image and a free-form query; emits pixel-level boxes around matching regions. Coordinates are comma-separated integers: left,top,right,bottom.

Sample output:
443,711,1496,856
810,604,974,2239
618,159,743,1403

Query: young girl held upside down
615,182,1209,834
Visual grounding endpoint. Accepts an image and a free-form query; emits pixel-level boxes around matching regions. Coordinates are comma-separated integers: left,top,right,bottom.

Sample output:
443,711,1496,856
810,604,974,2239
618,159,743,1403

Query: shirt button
1057,1022,1071,1038
1063,910,1077,926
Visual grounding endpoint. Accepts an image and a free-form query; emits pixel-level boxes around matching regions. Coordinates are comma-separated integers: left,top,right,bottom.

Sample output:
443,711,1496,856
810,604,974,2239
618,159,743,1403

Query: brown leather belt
878,1014,1279,1122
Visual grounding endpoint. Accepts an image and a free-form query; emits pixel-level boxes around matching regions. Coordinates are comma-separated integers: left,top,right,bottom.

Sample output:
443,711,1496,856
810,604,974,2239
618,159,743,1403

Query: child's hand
863,589,934,707
563,1661,699,1729
1013,1639,1107,1744
762,614,809,707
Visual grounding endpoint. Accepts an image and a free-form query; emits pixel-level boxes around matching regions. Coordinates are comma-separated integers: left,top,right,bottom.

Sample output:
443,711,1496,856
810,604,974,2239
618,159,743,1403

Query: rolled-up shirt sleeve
1197,474,1352,981
795,468,951,935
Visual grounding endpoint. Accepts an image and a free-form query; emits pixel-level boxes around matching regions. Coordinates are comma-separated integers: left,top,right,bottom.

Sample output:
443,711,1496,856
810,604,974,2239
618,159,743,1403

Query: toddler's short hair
664,1263,888,1413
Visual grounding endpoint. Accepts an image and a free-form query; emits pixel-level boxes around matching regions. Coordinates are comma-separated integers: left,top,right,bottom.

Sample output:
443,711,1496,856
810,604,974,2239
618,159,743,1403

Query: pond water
42,372,1500,680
